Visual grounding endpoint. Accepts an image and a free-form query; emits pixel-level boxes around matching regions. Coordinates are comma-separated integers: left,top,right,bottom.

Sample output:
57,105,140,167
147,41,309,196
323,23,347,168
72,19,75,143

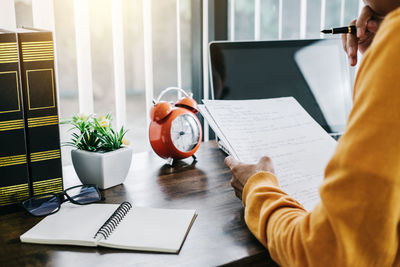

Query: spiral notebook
20,202,197,253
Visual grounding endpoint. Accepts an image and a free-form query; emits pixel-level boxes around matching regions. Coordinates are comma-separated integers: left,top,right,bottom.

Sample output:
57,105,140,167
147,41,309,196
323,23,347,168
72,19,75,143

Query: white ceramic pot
71,147,133,189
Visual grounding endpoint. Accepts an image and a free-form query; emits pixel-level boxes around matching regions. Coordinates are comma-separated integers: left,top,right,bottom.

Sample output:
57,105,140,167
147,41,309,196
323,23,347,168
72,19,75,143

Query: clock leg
166,158,174,166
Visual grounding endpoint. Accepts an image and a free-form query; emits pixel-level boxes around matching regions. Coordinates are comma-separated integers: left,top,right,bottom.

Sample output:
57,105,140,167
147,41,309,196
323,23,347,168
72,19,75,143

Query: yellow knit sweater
242,7,400,267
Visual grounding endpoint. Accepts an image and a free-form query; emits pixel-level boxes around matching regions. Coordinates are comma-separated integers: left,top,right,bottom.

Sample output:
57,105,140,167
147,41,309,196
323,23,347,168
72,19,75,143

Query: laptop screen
209,39,352,133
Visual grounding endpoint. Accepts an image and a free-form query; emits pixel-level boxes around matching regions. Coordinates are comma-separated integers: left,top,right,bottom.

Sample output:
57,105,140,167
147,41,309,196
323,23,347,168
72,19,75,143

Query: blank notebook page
20,203,118,246
99,206,196,253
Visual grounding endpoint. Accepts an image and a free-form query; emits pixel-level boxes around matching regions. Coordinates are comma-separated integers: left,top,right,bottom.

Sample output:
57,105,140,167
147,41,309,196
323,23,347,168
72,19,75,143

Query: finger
347,20,357,55
258,156,271,165
257,156,274,172
341,33,348,54
257,157,275,173
347,36,358,66
356,6,373,38
234,188,242,200
347,20,358,66
230,178,244,191
224,156,239,169
366,19,380,33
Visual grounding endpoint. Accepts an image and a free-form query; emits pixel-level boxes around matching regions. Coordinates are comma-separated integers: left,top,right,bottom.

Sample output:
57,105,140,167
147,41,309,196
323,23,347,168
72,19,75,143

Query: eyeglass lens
23,194,60,216
65,185,101,204
22,185,101,216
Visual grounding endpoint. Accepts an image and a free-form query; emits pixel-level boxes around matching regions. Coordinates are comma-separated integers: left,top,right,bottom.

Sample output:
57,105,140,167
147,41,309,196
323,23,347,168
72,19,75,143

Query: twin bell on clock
149,87,202,165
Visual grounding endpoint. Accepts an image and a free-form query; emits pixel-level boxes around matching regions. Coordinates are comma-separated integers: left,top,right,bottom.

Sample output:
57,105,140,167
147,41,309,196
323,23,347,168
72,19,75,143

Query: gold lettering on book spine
0,154,27,167
32,177,63,195
0,183,29,206
27,115,59,128
0,119,24,131
21,41,54,62
0,42,18,64
30,149,61,162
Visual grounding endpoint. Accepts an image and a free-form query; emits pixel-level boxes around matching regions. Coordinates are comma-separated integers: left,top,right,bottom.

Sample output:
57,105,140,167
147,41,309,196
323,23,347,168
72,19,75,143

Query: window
230,0,362,41
13,0,194,166
7,0,362,166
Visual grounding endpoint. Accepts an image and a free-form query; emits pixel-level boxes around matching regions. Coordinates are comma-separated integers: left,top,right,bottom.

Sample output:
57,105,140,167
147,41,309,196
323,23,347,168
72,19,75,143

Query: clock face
170,113,200,152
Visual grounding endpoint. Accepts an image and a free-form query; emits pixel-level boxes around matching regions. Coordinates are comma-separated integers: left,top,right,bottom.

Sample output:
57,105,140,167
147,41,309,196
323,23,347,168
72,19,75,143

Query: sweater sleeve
242,8,400,267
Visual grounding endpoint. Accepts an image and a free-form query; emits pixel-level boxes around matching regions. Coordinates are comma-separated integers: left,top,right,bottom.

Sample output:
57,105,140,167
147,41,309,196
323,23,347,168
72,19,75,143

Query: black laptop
209,39,352,138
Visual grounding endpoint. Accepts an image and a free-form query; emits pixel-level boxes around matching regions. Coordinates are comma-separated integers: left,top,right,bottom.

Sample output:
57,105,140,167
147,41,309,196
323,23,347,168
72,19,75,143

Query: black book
16,28,63,197
0,30,30,212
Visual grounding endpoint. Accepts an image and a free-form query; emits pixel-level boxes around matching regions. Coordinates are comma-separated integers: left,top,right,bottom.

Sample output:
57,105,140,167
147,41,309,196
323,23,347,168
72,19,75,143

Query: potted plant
63,114,132,189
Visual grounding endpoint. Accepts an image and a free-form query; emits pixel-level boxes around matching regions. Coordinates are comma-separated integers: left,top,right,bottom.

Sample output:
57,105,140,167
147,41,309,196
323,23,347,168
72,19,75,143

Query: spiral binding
94,201,132,240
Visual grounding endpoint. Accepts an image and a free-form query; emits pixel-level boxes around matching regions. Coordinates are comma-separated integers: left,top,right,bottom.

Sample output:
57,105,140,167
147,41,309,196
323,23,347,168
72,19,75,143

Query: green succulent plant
62,113,129,152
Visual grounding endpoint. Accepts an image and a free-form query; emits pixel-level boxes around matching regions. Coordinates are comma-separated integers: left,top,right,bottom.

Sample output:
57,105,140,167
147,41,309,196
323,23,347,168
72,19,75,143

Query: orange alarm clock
149,87,202,164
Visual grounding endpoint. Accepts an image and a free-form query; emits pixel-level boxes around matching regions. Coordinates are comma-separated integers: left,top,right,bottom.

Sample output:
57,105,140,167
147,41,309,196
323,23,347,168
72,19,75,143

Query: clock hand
179,136,185,149
179,118,184,131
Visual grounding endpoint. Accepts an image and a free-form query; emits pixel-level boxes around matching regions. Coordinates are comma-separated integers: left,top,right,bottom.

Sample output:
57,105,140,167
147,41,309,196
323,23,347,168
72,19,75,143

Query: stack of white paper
199,97,337,211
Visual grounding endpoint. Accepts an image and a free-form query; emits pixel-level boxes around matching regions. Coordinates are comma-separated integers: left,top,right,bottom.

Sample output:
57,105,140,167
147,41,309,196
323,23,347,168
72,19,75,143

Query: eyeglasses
21,184,103,216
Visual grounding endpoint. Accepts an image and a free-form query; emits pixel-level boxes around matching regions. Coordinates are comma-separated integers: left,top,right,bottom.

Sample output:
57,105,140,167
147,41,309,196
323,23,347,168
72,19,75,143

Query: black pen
321,25,357,35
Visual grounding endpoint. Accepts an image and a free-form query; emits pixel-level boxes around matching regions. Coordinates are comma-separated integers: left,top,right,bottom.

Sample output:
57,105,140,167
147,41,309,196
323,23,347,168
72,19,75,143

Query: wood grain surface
0,141,278,267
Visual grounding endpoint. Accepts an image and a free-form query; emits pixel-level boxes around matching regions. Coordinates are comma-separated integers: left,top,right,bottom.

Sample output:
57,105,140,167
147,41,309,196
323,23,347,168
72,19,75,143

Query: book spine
0,32,31,211
17,30,63,196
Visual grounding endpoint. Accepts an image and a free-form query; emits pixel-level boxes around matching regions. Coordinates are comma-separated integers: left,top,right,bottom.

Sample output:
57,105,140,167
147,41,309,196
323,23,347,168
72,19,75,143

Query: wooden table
0,141,278,267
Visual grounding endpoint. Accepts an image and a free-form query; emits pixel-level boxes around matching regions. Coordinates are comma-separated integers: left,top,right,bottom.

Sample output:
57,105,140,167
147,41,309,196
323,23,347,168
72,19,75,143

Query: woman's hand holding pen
342,5,384,66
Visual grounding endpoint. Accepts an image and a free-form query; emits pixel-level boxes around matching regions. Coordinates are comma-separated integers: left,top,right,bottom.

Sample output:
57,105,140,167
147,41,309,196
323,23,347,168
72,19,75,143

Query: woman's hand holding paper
224,156,275,200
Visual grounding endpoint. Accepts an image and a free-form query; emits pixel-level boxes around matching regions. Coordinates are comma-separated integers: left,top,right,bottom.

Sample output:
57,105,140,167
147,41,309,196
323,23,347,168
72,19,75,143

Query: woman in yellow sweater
224,1,400,266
